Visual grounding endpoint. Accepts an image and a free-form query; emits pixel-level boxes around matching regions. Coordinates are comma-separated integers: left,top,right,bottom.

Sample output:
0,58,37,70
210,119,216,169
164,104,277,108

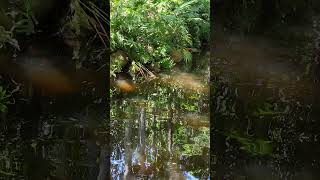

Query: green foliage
61,0,108,64
0,0,39,50
7,0,38,36
110,51,127,77
252,102,283,117
15,0,38,35
181,128,209,156
1,0,109,67
159,57,175,69
182,49,192,63
0,86,11,113
227,131,273,156
64,0,108,37
72,0,91,33
181,102,198,112
111,0,209,75
174,0,209,47
0,26,19,50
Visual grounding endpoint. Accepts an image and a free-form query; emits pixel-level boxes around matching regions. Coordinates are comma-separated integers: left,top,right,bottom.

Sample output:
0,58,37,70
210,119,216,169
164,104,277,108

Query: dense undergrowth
0,0,108,64
110,0,209,78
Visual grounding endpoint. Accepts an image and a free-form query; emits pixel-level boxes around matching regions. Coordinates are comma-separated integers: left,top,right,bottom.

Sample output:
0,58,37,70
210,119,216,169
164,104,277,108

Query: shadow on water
212,24,320,179
111,52,210,179
0,39,108,179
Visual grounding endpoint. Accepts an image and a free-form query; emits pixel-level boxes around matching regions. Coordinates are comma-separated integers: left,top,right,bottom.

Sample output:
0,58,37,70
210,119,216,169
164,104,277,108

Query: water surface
111,52,210,179
211,28,320,179
0,42,108,179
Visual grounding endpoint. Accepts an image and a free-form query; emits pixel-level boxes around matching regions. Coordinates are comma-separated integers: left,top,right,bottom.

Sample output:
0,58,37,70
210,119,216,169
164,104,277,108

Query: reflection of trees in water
211,81,320,179
0,99,107,179
111,81,210,179
138,107,146,174
124,115,133,178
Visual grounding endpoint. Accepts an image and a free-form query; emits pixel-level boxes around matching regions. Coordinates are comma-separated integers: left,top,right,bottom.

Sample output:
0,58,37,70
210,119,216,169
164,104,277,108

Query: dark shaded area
213,0,319,34
0,1,110,179
211,1,320,179
0,39,108,179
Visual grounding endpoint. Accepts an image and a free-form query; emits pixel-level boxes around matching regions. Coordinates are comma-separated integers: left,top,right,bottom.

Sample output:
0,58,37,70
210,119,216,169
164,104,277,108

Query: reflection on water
212,26,320,179
0,41,108,179
0,110,108,179
111,53,210,179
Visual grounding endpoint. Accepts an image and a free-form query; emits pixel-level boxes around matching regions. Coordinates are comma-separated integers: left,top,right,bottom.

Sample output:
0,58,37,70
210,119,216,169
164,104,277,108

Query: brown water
111,52,210,179
211,28,320,179
0,40,209,179
0,41,109,179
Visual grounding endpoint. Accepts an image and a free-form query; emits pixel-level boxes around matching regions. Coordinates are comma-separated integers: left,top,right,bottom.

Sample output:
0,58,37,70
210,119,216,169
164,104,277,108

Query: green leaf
0,104,8,113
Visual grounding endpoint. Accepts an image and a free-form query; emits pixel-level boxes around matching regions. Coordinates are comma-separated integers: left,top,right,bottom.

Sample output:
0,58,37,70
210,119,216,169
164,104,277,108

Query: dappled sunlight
111,60,210,178
160,72,209,94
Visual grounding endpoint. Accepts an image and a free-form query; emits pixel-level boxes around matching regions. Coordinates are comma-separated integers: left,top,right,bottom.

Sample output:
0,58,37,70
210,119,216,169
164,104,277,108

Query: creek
212,27,320,179
111,51,210,179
